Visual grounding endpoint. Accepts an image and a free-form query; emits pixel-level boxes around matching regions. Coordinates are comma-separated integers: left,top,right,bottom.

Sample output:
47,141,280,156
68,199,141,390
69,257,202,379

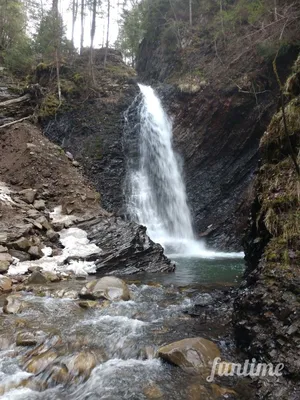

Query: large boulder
80,276,130,301
157,337,221,375
77,217,175,275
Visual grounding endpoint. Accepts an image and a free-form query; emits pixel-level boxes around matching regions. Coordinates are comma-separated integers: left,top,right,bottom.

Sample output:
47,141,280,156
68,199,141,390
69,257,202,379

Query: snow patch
8,225,101,277
0,182,14,204
50,205,77,225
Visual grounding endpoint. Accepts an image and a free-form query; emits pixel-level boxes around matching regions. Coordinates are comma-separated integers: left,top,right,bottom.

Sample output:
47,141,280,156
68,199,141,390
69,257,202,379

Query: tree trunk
80,0,85,55
189,0,192,26
90,0,97,83
104,0,111,68
52,0,61,103
274,0,278,21
71,0,79,47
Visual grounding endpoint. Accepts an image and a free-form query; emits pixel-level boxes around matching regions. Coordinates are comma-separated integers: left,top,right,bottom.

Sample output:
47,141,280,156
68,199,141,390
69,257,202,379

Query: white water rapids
126,84,243,259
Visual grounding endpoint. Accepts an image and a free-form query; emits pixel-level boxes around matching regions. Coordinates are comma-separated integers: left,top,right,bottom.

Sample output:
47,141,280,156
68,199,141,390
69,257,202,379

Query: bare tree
104,0,111,68
274,0,278,21
80,0,85,54
90,0,97,83
71,0,79,47
189,0,192,26
52,0,61,103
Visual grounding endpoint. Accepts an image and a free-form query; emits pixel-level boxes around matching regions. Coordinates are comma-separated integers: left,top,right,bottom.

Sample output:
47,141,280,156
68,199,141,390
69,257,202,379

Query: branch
0,94,30,107
0,115,32,130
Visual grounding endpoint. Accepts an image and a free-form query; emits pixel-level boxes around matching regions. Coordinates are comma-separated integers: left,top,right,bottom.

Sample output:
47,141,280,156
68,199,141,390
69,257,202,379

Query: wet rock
19,189,37,204
8,249,31,261
43,271,61,283
38,362,69,388
67,352,97,381
31,220,43,230
80,276,130,301
0,233,8,245
28,245,44,259
25,349,58,374
46,229,59,242
28,265,42,273
186,384,213,400
0,380,28,397
194,293,214,307
33,199,46,210
16,332,38,346
9,237,31,251
0,276,12,292
27,271,47,284
77,217,175,274
62,290,78,299
0,253,12,272
23,335,62,362
27,209,41,218
157,337,221,374
211,384,237,398
35,215,52,231
143,384,164,399
0,245,8,253
3,294,24,314
78,300,98,309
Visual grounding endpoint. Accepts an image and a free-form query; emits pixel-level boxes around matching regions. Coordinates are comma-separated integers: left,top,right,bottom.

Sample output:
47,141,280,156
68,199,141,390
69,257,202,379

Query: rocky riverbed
0,267,256,399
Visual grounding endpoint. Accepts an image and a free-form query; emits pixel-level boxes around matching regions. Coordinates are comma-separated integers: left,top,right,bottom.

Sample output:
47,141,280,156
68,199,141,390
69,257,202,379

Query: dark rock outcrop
234,55,300,399
135,2,299,250
77,217,175,275
150,49,298,251
41,51,138,214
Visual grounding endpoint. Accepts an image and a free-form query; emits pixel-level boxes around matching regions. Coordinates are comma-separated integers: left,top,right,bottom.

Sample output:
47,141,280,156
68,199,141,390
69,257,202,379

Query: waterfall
124,84,244,259
124,84,193,252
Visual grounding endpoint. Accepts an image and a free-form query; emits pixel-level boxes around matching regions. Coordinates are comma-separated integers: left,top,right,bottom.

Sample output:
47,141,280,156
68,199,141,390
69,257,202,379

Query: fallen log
0,115,32,129
0,94,31,107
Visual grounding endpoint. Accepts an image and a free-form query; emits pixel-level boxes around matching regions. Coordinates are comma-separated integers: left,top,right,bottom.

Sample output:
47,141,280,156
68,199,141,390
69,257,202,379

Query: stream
0,85,253,399
0,256,252,400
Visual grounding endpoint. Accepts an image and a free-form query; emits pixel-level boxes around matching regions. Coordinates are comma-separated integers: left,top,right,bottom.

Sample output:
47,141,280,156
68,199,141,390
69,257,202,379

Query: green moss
60,79,79,96
260,98,300,151
39,93,61,117
73,73,84,83
105,64,135,78
256,57,300,276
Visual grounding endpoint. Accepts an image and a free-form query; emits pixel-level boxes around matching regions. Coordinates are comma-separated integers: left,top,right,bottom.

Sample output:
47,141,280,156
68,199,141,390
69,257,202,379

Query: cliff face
160,84,274,250
234,55,300,398
39,49,138,214
136,1,299,250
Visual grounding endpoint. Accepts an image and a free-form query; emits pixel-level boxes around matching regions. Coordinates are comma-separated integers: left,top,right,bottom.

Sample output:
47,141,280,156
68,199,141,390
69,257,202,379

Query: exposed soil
0,121,106,227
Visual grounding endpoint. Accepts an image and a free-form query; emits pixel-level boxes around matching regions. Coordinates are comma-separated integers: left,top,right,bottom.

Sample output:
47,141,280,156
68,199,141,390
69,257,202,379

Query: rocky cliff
234,55,300,399
39,49,138,214
0,62,174,278
136,1,299,250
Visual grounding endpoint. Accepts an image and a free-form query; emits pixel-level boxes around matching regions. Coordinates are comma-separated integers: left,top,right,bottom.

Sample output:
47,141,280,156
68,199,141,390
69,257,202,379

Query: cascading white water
127,84,193,251
126,84,243,258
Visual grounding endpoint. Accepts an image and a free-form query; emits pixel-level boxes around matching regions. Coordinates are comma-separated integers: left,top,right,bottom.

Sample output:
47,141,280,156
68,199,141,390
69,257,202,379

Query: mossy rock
60,79,80,97
39,94,61,118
